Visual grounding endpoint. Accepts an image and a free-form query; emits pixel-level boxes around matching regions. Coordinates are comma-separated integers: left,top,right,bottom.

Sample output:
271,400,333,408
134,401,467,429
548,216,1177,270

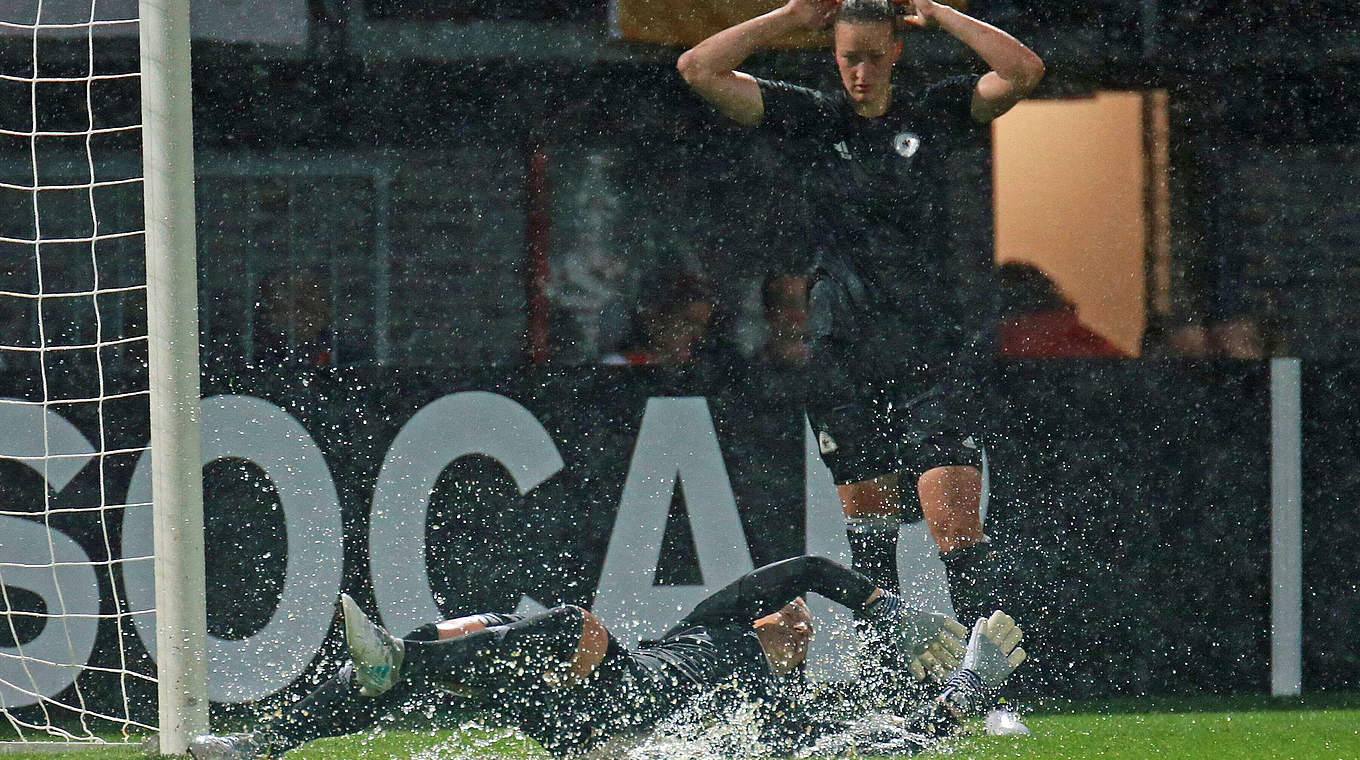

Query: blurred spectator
754,273,810,367
602,271,717,366
1163,318,1267,359
1210,317,1267,358
1165,234,1269,358
253,267,334,368
997,262,1128,358
549,152,631,363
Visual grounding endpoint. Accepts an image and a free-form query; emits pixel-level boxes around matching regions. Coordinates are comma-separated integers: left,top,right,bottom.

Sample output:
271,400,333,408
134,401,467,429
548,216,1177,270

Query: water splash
408,721,537,760
606,693,940,760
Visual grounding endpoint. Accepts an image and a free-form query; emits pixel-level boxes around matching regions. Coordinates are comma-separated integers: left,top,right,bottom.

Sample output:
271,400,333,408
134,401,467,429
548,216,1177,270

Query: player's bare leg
917,465,1000,627
840,472,903,592
347,601,609,697
918,465,984,554
918,466,1029,734
190,604,610,760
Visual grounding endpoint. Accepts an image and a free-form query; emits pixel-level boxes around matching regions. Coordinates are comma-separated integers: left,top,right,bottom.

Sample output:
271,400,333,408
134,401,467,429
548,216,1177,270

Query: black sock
405,622,442,642
941,541,998,625
846,515,900,592
402,605,583,690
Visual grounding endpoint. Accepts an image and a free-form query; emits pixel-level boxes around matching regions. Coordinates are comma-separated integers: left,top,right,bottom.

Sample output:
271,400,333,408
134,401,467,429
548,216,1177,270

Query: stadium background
0,0,1357,728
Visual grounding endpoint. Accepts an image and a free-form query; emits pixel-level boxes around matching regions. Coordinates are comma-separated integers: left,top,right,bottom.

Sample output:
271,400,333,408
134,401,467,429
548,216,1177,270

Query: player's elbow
676,50,712,89
1016,54,1045,94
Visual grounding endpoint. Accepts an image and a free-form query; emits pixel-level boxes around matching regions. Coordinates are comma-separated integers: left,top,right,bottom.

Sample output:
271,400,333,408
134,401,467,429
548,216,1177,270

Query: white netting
0,0,155,744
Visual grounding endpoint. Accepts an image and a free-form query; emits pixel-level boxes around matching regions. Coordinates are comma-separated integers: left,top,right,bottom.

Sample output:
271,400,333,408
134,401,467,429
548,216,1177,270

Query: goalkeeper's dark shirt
517,621,779,756
754,75,991,377
633,620,774,694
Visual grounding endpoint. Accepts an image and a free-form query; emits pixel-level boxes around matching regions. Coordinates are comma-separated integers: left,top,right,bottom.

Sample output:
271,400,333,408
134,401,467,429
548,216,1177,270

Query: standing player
677,0,1044,627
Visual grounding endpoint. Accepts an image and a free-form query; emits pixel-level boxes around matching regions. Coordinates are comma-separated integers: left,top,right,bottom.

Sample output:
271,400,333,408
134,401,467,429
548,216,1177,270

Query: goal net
1,0,177,746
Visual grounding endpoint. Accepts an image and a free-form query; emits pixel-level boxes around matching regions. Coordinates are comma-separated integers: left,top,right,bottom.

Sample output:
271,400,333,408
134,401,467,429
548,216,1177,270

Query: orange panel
993,92,1150,356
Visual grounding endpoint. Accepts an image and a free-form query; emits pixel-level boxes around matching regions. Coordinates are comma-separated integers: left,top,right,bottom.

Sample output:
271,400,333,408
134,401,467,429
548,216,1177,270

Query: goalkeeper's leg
192,604,611,760
190,618,465,759
342,595,611,700
398,604,610,691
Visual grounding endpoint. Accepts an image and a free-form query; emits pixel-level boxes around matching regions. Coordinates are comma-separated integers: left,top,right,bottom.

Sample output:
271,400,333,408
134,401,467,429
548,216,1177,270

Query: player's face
833,21,902,111
754,599,815,675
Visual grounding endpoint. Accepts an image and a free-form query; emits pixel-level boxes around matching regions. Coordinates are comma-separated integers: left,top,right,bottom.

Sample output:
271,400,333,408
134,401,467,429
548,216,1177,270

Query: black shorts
805,337,985,492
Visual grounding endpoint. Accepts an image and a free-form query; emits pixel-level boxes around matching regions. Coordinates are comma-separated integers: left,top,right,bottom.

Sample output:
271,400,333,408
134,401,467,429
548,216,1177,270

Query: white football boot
340,593,405,697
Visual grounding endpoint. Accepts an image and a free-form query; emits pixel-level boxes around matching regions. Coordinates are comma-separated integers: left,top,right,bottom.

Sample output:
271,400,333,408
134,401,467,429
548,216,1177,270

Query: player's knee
919,466,985,553
919,467,982,516
918,465,980,497
839,473,901,518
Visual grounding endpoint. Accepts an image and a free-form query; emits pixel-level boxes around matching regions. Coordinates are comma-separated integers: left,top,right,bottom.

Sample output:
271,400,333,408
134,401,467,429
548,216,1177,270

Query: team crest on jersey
818,430,839,454
892,132,922,158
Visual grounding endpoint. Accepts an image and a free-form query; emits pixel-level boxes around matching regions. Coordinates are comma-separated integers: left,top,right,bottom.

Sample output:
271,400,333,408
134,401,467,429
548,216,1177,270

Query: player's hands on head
895,0,946,29
784,0,840,31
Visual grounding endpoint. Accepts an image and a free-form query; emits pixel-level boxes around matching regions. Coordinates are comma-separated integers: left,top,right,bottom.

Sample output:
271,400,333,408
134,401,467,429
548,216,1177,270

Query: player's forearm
679,556,878,626
676,7,800,85
930,6,1044,91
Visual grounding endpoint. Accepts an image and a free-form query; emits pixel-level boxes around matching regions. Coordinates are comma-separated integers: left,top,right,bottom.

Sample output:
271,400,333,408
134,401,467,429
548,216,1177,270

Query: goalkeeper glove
956,609,1027,689
859,592,968,682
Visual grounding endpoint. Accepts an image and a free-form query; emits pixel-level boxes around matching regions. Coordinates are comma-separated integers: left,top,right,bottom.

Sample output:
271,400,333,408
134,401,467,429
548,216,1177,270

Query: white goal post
139,0,208,753
0,0,206,754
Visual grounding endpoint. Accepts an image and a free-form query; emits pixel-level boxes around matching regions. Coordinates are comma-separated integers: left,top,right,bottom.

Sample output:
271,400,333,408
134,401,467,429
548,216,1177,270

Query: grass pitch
4,694,1356,759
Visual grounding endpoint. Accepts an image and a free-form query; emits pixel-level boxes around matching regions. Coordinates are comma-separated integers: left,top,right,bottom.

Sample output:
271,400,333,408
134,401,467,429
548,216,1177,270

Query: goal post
0,0,206,752
139,0,208,754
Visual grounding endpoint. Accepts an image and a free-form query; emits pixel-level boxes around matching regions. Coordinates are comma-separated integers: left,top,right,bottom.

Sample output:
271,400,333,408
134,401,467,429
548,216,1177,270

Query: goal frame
139,0,208,754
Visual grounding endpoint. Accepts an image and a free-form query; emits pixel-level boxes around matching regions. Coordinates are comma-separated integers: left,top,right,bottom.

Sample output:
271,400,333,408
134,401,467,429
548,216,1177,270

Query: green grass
930,699,1360,760
3,695,1357,759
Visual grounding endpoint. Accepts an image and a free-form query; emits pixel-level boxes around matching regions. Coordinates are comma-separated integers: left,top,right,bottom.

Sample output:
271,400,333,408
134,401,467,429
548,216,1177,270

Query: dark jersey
754,75,990,371
634,622,775,693
517,623,776,756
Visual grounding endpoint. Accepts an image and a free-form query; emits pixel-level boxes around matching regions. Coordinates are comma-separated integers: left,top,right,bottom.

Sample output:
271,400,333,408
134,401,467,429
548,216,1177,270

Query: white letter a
592,398,753,644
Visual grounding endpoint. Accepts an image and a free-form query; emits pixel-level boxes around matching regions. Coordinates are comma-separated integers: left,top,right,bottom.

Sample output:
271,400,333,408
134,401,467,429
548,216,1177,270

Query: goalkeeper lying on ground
189,555,1026,759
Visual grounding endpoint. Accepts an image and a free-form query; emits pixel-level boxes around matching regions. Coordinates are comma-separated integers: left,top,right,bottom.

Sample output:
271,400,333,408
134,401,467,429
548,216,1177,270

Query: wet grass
287,698,1360,760
933,702,1360,760
2,694,1356,759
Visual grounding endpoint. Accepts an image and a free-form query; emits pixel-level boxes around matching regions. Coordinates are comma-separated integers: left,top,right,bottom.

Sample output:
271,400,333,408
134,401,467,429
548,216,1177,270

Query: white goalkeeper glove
956,610,1027,688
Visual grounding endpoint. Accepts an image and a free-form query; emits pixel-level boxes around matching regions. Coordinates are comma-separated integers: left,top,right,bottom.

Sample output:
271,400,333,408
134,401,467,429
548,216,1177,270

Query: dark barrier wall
0,363,1354,724
1302,364,1360,692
